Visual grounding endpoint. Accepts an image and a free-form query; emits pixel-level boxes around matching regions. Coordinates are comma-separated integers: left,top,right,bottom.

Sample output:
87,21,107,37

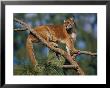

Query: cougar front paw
76,50,80,55
49,42,58,47
70,50,80,56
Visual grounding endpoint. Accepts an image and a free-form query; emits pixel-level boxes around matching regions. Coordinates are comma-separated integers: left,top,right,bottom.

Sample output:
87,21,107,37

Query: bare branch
80,50,97,56
14,18,31,30
62,65,76,68
14,28,27,31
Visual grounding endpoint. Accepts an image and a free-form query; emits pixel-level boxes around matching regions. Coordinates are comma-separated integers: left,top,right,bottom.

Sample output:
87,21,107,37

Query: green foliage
14,51,65,75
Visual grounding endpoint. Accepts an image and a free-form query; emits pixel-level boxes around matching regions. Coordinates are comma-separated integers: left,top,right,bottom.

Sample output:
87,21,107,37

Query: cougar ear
70,17,73,21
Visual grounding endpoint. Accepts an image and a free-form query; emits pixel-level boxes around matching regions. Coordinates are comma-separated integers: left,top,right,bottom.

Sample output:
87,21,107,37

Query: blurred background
14,13,97,75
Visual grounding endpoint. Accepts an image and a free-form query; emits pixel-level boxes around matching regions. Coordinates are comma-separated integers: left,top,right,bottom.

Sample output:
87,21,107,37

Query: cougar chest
71,33,76,41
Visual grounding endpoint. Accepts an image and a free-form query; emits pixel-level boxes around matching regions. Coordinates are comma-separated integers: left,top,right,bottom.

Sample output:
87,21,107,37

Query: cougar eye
67,21,69,24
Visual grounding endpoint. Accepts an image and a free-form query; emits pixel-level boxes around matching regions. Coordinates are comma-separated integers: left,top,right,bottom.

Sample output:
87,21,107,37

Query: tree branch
14,28,27,31
62,65,76,68
80,50,97,56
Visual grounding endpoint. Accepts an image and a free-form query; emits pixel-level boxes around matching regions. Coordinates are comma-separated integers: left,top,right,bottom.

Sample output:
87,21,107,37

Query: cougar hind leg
26,34,39,66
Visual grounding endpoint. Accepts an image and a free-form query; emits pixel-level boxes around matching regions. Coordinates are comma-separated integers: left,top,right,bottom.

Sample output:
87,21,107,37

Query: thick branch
14,18,85,75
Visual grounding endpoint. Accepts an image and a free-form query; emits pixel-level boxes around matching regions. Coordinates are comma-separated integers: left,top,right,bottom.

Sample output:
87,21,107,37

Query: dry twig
80,50,97,56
